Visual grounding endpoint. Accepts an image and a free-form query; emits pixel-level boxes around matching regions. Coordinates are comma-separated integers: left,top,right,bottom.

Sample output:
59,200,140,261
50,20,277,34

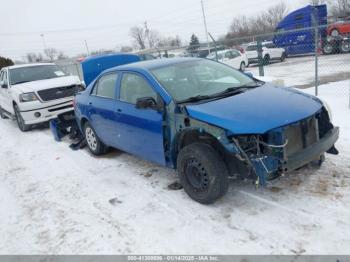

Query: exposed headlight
19,92,39,102
320,98,333,121
76,84,85,92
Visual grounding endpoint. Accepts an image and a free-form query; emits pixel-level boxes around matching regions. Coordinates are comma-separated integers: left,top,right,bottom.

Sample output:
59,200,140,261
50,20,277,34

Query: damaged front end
229,107,339,186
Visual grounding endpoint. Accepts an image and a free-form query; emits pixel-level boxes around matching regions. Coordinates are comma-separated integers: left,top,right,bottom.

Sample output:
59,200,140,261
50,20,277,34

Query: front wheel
323,43,333,55
263,55,270,65
177,143,229,204
84,122,108,155
14,104,31,132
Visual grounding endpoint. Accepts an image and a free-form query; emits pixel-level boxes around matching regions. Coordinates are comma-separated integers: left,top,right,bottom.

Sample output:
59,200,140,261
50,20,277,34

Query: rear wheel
340,41,350,53
263,55,270,65
14,104,31,132
177,143,229,204
84,122,108,155
239,62,246,71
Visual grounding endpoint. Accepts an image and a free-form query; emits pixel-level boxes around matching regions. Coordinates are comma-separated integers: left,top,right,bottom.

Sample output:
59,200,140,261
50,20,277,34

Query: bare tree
226,1,288,42
329,0,350,17
309,0,327,5
44,48,58,61
57,51,68,60
130,26,146,50
25,53,44,63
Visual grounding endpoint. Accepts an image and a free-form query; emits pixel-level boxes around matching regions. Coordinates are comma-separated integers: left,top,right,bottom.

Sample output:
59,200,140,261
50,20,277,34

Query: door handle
117,109,122,113
88,102,92,105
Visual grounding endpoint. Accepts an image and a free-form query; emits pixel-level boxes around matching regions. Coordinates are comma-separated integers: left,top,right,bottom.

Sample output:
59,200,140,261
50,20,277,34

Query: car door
87,72,120,147
230,50,242,69
115,72,166,165
0,69,12,113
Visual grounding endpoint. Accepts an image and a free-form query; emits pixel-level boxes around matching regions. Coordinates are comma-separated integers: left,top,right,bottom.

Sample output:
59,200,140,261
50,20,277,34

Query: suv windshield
10,65,66,85
151,59,258,102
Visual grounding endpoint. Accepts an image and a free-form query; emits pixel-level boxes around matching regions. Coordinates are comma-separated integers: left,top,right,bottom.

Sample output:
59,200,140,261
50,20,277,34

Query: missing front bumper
284,126,339,172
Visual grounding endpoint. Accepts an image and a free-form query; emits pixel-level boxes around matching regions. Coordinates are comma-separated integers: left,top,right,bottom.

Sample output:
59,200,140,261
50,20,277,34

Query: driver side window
119,73,157,104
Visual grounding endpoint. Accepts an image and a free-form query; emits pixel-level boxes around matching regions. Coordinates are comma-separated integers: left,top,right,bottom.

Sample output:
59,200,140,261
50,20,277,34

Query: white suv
245,41,286,65
0,63,83,131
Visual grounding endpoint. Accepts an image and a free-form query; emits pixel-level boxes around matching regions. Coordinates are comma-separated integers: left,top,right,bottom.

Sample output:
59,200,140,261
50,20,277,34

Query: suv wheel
14,104,31,132
263,55,270,65
84,122,108,155
177,143,229,204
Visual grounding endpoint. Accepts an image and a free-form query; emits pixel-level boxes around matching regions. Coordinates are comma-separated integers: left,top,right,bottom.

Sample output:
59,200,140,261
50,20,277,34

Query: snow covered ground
246,53,350,88
0,81,349,255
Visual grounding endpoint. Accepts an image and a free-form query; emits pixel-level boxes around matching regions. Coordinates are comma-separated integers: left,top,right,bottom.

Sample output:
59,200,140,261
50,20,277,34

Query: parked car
74,58,338,204
245,41,286,65
207,49,249,71
0,63,83,131
327,20,350,37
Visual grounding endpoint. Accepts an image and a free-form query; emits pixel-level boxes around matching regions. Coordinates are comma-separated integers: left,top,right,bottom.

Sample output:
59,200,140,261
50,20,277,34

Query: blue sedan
74,58,339,204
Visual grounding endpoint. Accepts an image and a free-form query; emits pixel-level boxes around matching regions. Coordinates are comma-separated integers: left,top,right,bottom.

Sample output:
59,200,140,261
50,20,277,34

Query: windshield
151,59,258,102
246,45,257,51
10,65,66,85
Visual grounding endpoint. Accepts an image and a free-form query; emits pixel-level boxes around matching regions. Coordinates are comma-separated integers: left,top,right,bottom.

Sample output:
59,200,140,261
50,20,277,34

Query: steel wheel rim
184,158,209,192
324,45,332,54
85,127,97,151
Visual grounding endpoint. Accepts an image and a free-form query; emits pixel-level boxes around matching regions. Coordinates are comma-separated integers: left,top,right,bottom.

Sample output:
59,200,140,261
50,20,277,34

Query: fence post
312,8,319,96
257,39,264,77
208,33,218,61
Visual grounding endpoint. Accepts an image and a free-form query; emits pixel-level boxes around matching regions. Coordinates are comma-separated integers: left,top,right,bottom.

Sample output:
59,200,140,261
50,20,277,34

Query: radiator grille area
38,85,79,102
285,117,318,157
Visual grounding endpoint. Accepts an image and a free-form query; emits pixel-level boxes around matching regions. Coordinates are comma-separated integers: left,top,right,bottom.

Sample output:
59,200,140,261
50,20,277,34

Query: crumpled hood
186,84,322,134
12,75,81,93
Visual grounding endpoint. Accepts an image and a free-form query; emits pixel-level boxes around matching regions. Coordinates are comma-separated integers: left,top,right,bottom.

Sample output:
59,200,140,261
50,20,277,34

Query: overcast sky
0,0,310,60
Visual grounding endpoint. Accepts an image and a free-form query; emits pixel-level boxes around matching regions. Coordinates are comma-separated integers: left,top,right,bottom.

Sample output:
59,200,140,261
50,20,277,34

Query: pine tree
189,34,200,50
0,56,14,70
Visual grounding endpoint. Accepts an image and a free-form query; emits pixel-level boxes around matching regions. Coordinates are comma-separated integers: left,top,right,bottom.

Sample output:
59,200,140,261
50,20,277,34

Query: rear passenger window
92,73,118,99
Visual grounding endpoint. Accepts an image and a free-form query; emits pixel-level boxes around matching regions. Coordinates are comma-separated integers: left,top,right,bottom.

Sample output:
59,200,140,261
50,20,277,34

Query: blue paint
186,84,322,134
74,58,334,179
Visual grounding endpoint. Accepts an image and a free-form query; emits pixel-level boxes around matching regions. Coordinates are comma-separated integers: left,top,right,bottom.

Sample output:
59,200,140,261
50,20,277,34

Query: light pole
201,0,210,53
40,34,47,51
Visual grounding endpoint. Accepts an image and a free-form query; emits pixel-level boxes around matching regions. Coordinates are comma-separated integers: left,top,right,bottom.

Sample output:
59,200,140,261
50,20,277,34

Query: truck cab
0,63,83,131
273,5,328,55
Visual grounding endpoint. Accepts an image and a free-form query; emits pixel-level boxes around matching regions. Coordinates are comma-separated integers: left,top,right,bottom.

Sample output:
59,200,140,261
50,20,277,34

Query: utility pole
84,40,90,56
144,21,150,49
201,0,210,53
40,34,47,51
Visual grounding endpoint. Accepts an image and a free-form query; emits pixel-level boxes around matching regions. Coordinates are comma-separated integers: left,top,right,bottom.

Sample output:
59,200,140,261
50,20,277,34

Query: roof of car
6,63,55,70
106,57,202,72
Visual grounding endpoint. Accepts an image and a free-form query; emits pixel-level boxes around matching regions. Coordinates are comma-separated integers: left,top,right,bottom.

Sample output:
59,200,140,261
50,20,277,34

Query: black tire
83,122,108,155
14,104,31,132
280,52,286,62
323,43,333,55
263,55,270,65
0,106,8,119
239,62,246,71
340,41,350,53
177,143,229,204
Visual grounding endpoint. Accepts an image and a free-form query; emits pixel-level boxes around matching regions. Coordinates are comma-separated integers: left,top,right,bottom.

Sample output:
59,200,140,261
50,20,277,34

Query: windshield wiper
178,95,213,104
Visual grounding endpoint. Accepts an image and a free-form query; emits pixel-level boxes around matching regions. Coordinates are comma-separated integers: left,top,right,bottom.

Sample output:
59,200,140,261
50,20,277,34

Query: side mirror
0,81,8,89
136,97,158,110
244,72,254,78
